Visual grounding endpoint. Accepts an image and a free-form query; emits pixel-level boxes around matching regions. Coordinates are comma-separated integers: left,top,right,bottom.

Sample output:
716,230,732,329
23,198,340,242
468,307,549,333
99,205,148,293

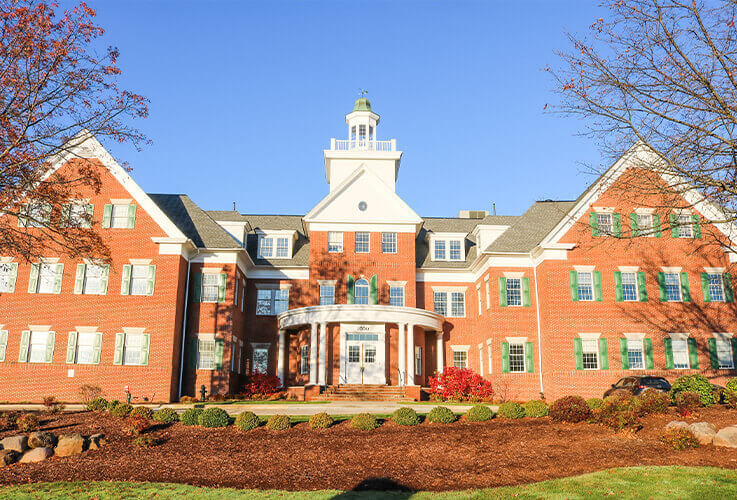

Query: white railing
330,138,396,152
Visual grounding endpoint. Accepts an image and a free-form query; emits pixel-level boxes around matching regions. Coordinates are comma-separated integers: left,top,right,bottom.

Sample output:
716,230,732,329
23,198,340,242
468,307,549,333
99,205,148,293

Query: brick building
1,98,736,403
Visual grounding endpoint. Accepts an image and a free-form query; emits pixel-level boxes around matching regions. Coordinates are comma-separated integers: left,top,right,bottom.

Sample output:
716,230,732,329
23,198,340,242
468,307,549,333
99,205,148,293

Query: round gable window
358,201,368,211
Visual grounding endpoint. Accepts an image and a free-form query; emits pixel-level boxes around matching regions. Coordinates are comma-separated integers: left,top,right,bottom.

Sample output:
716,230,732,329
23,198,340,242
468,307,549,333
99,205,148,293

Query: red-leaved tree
429,367,494,402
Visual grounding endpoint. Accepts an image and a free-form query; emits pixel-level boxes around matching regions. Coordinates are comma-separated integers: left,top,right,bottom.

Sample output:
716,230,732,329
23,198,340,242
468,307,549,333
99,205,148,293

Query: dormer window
257,231,294,259
431,234,465,262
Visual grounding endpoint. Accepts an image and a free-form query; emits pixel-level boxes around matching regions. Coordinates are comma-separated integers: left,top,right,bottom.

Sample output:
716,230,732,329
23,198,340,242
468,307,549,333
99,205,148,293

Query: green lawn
2,466,736,499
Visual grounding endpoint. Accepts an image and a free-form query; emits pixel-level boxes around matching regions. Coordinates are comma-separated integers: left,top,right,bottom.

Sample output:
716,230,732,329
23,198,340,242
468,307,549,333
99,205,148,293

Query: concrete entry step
310,384,420,401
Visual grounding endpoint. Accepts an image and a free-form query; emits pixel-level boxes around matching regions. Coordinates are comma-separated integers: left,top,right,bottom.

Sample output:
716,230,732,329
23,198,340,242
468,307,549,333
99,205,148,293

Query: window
275,237,289,258
32,263,62,294
348,345,360,363
253,347,268,373
677,214,694,238
29,331,51,363
0,263,17,293
434,291,464,317
354,279,369,305
664,273,682,302
452,350,468,368
627,339,645,370
434,240,446,260
258,235,290,259
355,232,370,253
434,292,447,316
256,288,290,315
708,274,726,302
240,280,245,312
477,285,482,315
328,231,343,253
80,264,106,295
581,339,599,370
389,286,404,307
621,272,638,302
415,346,422,375
198,337,216,370
72,332,97,364
577,272,594,301
127,265,152,296
381,232,397,253
110,204,133,229
637,214,653,235
300,345,309,375
716,339,735,369
451,292,465,317
23,202,51,228
449,240,462,261
319,284,335,305
202,274,220,302
65,203,92,228
123,333,145,365
258,237,273,258
509,343,526,373
506,278,522,306
596,213,613,235
432,237,464,261
672,339,690,369
485,280,490,309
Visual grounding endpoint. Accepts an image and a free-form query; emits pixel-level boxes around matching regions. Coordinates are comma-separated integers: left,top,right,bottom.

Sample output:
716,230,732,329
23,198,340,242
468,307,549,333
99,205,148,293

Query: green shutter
525,342,534,373
725,273,734,303
709,338,719,369
214,338,224,369
630,213,639,237
501,342,510,373
189,337,198,368
370,274,378,304
86,204,94,227
140,334,150,366
670,214,679,238
688,338,699,368
522,277,531,307
217,272,226,302
66,331,77,364
193,273,203,302
593,271,603,301
614,271,623,302
60,204,70,227
644,338,654,369
92,332,102,364
619,338,629,370
574,338,583,370
732,338,737,370
599,338,609,370
613,213,622,237
657,272,666,301
7,263,17,293
99,265,110,295
28,263,39,293
127,204,137,229
701,273,711,303
637,271,647,302
499,277,508,307
664,338,674,369
569,271,579,301
18,331,30,362
693,214,702,239
121,265,132,295
0,331,8,362
53,264,63,294
346,274,355,304
653,214,662,237
102,204,112,228
113,333,124,365
681,272,691,302
590,213,599,237
74,264,86,294
146,265,157,296
45,332,55,363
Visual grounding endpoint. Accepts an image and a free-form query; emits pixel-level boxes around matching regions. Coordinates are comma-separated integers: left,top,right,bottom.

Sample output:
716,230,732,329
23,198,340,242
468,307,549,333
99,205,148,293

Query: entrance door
344,332,383,384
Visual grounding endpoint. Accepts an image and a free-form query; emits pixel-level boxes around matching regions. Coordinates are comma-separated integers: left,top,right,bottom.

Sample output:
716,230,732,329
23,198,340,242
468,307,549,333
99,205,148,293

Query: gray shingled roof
484,201,576,253
148,194,241,249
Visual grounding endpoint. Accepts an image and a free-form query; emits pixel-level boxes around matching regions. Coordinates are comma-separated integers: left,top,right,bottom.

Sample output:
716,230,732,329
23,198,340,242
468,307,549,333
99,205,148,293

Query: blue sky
74,0,607,217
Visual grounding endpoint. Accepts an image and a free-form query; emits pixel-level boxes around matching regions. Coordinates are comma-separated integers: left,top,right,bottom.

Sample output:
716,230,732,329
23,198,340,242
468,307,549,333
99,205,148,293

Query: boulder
55,433,85,457
713,426,737,448
0,436,27,453
665,421,689,430
688,422,717,445
19,447,52,463
28,431,56,449
88,433,106,451
0,449,19,467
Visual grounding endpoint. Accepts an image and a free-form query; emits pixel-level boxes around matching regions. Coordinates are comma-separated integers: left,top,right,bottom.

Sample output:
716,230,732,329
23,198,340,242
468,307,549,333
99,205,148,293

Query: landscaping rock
688,422,717,445
0,449,19,467
0,436,27,453
88,433,106,450
665,420,689,430
713,426,737,448
55,434,85,457
28,431,56,449
19,447,52,463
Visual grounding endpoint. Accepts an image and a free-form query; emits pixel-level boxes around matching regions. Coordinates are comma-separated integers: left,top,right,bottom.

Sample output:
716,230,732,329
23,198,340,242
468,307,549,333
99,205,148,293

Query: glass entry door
344,333,382,384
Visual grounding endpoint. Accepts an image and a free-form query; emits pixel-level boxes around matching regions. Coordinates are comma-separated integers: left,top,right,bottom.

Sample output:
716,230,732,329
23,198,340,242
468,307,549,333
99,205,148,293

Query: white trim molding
505,336,528,343
122,327,146,335
668,332,690,341
618,266,640,273
431,285,468,293
578,332,601,340
28,325,52,332
74,326,99,334
624,332,646,341
661,266,682,273
573,265,596,272
503,271,525,279
713,332,734,340
450,345,470,352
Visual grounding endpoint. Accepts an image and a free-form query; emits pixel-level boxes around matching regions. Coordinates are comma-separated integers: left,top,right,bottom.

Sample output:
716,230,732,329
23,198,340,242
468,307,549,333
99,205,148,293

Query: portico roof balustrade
277,304,443,331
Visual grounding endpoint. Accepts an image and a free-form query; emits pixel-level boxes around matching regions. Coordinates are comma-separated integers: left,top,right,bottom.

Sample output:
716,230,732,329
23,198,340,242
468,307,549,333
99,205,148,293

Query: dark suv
603,376,671,398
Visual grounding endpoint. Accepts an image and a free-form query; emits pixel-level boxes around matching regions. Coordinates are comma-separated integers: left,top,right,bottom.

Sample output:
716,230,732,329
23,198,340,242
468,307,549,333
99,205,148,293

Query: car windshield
642,377,669,388
616,378,635,387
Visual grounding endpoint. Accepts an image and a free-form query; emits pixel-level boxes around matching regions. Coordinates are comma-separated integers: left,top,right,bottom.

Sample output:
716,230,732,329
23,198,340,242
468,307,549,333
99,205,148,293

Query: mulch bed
1,408,737,491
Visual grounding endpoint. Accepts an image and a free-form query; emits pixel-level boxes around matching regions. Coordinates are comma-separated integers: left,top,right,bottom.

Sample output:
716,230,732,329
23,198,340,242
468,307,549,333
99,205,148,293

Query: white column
397,323,406,386
277,329,286,386
309,322,318,385
436,331,444,374
318,322,327,386
406,324,415,385
478,343,484,376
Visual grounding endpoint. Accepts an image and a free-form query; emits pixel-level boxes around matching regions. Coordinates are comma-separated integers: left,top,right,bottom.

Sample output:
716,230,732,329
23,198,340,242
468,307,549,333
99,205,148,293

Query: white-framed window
596,213,613,235
354,278,369,305
708,273,726,302
506,278,522,306
716,338,735,369
64,203,92,228
389,285,404,307
621,272,638,302
198,337,216,370
276,238,289,258
415,346,422,375
355,232,370,253
451,292,464,317
202,273,220,303
256,288,289,316
237,340,243,374
434,292,447,316
477,284,482,315
129,265,151,296
452,349,468,368
240,279,246,312
664,272,682,302
23,202,51,228
73,332,97,365
328,231,343,253
577,271,594,301
29,331,51,363
581,339,599,370
677,214,694,238
627,339,645,370
509,343,526,373
35,263,62,294
637,213,653,235
432,237,465,261
300,345,309,375
123,333,145,366
434,239,446,260
485,279,490,309
81,264,105,295
252,346,269,374
672,339,690,369
433,290,464,317
449,240,462,260
110,204,132,229
319,284,335,305
381,232,397,253
258,235,290,259
0,262,17,293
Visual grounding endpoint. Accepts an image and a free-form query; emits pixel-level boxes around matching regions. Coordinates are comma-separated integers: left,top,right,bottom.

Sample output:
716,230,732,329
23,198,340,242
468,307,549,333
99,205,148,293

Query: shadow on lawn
331,477,414,498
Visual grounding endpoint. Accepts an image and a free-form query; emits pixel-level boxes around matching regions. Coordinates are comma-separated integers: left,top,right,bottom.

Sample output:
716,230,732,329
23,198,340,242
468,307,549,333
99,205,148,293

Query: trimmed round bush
351,413,380,430
522,400,549,418
130,406,154,420
466,405,494,422
153,408,179,424
308,412,334,429
549,396,591,423
180,408,203,426
497,402,526,419
106,400,122,412
670,374,716,406
198,407,230,428
87,397,108,412
586,398,604,410
593,399,642,431
235,411,260,431
676,391,702,417
427,406,456,424
631,391,669,416
266,414,290,431
392,407,420,426
109,403,133,418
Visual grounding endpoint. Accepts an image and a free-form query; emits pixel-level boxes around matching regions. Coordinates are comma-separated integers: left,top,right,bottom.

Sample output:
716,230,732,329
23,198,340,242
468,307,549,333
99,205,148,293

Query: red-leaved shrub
242,372,283,397
428,367,494,402
122,415,151,436
549,396,592,423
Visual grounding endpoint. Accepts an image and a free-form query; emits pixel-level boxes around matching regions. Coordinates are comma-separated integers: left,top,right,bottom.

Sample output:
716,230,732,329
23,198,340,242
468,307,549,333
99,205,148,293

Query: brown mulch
1,408,737,491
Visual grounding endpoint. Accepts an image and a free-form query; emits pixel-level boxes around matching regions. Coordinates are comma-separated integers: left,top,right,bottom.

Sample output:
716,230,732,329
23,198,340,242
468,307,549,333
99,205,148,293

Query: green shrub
266,414,290,431
235,411,261,431
308,412,334,429
426,406,456,424
593,399,642,431
16,413,39,432
497,402,526,419
198,407,230,428
107,399,122,412
351,413,380,430
134,435,164,448
130,406,154,420
660,427,699,450
631,391,669,416
466,405,494,422
392,407,420,426
670,374,716,407
180,408,203,426
87,397,109,412
726,378,737,393
725,389,737,409
586,398,604,410
676,391,701,417
110,403,133,418
153,408,179,424
522,400,549,418
549,396,592,423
